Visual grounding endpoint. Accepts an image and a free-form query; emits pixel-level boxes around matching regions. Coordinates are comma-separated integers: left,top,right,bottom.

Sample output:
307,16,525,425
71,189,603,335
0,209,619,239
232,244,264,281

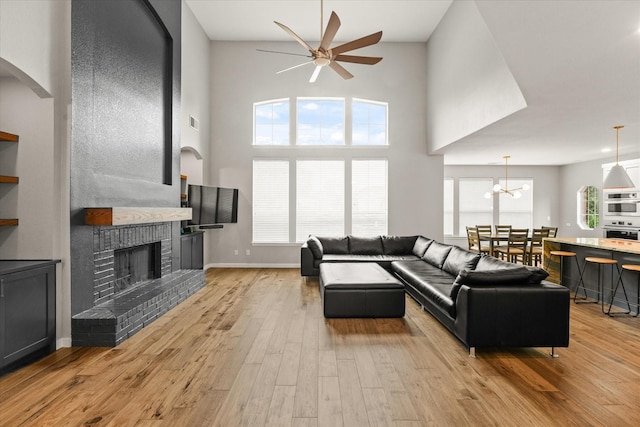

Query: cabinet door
180,234,193,269
1,265,56,369
191,232,203,269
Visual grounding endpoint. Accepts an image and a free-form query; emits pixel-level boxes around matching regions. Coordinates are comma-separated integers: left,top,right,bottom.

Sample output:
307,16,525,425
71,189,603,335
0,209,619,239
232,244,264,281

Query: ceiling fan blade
334,54,382,65
319,11,341,52
277,61,314,74
274,21,314,53
329,61,354,80
309,65,323,83
330,31,383,56
257,49,312,58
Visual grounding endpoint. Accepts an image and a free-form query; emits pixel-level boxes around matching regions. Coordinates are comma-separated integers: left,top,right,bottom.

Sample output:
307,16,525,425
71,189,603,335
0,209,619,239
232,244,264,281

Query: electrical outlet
234,249,238,255
245,249,250,256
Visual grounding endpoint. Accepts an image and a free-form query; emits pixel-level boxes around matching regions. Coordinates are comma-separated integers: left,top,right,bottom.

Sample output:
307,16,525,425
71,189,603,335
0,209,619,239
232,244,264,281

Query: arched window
577,185,599,230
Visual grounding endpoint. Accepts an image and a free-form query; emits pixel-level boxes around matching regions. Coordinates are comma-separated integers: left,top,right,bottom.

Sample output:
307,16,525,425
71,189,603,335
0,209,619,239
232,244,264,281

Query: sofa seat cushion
392,260,455,316
314,254,420,269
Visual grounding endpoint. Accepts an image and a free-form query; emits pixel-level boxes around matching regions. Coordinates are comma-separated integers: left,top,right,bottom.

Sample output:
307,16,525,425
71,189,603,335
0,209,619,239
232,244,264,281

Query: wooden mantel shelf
85,207,192,226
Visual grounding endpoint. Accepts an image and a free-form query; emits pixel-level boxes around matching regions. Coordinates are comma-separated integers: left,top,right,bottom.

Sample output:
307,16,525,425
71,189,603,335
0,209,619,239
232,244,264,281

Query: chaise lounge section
301,235,570,356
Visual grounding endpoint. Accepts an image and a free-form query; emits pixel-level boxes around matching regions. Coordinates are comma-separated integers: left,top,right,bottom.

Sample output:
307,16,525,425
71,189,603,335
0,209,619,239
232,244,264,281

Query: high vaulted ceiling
186,0,640,166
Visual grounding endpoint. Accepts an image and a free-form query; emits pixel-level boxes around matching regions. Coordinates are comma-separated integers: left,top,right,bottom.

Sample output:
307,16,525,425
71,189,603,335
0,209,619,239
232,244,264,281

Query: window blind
352,160,388,236
253,160,289,242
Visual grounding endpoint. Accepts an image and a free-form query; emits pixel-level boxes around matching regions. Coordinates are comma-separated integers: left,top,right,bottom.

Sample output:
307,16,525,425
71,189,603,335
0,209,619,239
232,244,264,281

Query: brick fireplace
72,213,204,347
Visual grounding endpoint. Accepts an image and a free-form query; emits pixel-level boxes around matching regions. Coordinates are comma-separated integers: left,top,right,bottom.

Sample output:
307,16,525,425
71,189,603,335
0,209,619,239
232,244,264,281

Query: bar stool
612,264,640,317
547,250,581,289
575,257,619,315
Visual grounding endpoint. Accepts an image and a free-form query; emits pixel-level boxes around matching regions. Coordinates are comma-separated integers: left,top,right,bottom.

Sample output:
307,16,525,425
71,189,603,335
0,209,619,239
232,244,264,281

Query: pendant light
484,155,530,199
603,125,635,189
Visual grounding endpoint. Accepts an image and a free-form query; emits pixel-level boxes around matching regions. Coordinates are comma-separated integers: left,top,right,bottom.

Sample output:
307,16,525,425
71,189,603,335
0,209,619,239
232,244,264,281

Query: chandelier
484,155,530,199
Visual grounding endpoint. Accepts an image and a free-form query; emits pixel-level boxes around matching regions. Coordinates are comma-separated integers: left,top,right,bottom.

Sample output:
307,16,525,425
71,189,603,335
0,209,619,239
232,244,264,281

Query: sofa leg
549,347,559,358
469,347,476,358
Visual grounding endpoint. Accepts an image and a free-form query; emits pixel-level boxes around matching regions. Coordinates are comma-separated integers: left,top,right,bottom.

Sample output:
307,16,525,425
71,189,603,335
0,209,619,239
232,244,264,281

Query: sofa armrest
300,242,317,276
453,282,570,349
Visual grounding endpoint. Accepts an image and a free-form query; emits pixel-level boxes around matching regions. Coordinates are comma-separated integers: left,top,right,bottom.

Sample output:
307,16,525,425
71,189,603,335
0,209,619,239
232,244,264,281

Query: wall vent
189,115,199,131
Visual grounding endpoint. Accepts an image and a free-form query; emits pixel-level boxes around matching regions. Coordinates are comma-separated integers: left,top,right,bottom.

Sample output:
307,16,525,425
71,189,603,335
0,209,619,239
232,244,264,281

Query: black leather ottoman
319,263,405,318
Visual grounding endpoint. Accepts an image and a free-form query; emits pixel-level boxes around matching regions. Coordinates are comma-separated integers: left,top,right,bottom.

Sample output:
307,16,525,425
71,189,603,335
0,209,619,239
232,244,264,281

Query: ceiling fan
260,0,383,83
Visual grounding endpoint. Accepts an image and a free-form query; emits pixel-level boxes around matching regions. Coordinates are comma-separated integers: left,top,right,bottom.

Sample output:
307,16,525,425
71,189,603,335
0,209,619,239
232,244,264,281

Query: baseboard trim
57,337,72,349
205,263,300,269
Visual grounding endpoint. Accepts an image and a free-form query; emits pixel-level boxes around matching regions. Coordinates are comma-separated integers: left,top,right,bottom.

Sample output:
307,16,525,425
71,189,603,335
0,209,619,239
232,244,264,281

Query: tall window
254,99,289,145
296,160,345,241
352,99,388,145
297,98,345,145
458,179,493,235
443,179,454,236
577,185,599,230
253,160,289,242
498,179,533,229
352,160,388,236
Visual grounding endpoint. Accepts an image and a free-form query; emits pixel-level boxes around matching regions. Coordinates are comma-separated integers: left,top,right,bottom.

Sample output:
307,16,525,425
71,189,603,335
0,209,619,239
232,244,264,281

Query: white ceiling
187,0,640,166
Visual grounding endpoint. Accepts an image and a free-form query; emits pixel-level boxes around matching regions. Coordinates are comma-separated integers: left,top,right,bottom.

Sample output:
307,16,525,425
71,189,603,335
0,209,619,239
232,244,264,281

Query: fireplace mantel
85,207,191,226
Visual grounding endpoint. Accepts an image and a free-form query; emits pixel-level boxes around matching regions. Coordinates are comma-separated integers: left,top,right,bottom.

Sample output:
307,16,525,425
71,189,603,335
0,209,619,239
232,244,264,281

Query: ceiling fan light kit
267,0,383,82
603,125,635,189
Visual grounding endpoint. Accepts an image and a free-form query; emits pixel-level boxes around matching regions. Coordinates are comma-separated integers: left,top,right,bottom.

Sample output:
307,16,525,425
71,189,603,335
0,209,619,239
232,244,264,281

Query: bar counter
543,237,640,313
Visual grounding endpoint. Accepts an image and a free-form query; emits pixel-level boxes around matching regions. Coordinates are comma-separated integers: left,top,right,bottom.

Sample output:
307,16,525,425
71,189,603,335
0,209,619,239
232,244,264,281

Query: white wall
0,0,72,347
208,41,444,267
180,0,210,163
425,0,526,153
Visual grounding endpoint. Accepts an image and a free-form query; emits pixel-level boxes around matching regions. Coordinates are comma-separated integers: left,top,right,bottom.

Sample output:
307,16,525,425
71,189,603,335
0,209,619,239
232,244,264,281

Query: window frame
352,98,389,146
577,185,599,230
296,97,346,146
253,98,290,146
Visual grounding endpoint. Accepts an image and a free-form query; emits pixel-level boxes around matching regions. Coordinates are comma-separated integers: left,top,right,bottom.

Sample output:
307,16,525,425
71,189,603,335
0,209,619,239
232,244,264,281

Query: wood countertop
545,237,640,255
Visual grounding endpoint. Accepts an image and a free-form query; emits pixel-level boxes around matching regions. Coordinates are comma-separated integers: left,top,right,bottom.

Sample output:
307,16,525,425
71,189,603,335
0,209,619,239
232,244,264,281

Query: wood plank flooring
1,268,639,426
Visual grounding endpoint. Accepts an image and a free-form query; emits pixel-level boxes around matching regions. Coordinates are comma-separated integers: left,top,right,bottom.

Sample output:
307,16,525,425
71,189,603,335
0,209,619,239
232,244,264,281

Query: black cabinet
1,260,58,375
181,231,203,269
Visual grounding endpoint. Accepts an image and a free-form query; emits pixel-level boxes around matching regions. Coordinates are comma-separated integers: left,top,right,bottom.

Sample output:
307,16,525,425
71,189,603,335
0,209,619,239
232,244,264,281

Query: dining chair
475,225,492,237
527,228,550,266
494,228,529,264
494,225,512,235
466,226,490,255
542,226,558,237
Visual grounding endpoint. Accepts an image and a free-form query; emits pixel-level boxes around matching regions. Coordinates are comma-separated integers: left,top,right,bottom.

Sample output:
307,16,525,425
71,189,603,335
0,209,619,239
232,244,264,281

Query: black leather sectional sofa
301,235,570,355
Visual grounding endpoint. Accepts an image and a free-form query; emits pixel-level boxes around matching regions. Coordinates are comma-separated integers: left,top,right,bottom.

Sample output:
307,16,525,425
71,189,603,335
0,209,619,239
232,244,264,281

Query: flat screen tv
187,184,238,227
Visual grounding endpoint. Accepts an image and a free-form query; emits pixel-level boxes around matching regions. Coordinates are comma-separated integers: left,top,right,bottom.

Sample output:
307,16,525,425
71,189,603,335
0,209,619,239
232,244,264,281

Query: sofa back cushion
422,241,453,269
449,267,533,301
349,236,384,255
474,255,519,271
442,246,481,276
525,265,550,283
382,235,418,255
412,236,433,258
307,236,324,259
317,236,349,254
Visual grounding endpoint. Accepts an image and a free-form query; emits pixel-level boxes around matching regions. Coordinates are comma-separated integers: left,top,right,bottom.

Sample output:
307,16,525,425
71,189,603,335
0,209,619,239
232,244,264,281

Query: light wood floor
1,268,639,426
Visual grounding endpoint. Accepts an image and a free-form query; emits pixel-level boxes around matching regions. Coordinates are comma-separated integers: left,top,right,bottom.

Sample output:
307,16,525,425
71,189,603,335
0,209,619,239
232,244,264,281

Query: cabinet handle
0,278,3,298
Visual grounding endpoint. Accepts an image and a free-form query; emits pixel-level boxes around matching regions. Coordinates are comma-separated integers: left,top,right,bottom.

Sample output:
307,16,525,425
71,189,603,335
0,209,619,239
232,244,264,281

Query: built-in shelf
1,131,19,227
85,207,192,226
0,175,19,184
0,131,19,142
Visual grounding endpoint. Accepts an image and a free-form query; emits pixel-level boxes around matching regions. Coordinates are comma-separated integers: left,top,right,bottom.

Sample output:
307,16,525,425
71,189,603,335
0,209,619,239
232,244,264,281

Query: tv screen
187,185,238,226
